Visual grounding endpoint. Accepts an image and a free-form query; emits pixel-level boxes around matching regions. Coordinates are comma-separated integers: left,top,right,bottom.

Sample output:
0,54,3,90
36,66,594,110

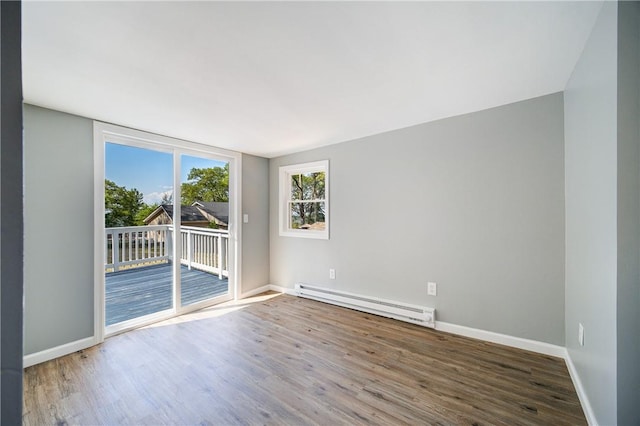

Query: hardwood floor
23,292,586,425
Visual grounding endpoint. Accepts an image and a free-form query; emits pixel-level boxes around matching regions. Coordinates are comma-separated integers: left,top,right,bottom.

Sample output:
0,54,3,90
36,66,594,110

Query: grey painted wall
23,105,95,355
270,93,566,346
1,1,24,423
241,153,270,293
616,2,640,424
564,3,618,425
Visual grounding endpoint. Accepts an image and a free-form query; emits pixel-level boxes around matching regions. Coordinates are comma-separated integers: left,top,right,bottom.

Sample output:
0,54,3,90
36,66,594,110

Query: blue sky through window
105,143,227,205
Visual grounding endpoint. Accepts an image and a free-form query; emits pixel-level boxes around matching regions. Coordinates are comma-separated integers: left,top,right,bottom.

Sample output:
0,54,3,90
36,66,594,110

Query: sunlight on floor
142,291,282,329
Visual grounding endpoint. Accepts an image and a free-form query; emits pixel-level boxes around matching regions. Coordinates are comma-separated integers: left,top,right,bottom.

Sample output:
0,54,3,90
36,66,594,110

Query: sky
105,143,227,205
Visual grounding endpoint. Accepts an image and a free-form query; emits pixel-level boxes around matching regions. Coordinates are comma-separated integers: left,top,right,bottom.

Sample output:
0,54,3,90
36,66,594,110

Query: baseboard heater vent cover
294,283,435,328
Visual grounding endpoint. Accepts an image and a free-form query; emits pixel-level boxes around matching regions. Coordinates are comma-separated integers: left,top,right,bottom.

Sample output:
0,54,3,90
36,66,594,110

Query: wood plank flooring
23,293,586,425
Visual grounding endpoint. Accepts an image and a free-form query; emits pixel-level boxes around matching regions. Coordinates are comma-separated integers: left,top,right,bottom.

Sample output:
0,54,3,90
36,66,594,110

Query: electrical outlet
427,282,437,296
578,323,584,346
329,269,336,280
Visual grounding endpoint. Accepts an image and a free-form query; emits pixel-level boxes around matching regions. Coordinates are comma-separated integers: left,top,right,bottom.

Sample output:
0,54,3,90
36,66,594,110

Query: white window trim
279,160,329,239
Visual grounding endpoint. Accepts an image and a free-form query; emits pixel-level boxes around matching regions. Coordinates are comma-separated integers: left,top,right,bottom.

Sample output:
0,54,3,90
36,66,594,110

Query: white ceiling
22,1,602,158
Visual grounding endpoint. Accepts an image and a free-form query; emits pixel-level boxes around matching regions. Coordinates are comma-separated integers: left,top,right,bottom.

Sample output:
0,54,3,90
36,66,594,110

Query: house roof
193,202,229,225
22,2,603,158
144,203,228,225
144,205,207,224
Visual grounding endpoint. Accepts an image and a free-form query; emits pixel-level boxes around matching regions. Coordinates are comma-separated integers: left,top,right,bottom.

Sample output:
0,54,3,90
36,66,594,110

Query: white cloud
144,190,173,205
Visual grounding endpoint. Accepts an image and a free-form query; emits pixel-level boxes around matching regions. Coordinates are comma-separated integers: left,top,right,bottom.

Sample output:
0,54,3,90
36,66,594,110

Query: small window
279,160,329,239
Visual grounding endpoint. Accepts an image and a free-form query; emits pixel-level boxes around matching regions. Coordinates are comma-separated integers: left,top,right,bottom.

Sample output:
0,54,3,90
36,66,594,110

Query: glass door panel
104,142,174,327
179,154,230,307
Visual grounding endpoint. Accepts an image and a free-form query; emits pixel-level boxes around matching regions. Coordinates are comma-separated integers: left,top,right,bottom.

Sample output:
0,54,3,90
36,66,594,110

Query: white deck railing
180,226,229,278
105,225,229,278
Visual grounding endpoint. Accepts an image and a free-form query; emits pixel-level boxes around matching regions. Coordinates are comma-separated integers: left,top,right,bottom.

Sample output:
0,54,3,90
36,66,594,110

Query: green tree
160,192,172,205
105,179,144,227
291,171,325,227
181,164,229,205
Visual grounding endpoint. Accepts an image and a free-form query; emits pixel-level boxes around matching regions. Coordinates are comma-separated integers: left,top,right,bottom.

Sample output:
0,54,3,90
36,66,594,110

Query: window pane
313,172,325,199
289,202,325,230
298,171,325,200
180,154,230,307
289,202,302,229
291,174,303,200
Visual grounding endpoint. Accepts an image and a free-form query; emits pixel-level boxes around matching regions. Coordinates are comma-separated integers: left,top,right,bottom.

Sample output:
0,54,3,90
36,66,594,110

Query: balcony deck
105,263,228,326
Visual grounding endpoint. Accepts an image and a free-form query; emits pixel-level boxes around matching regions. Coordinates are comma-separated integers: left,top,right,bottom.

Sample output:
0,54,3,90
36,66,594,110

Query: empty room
1,1,638,425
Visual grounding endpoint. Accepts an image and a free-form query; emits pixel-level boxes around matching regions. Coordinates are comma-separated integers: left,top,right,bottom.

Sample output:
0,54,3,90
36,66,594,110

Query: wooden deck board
24,293,586,425
106,263,228,326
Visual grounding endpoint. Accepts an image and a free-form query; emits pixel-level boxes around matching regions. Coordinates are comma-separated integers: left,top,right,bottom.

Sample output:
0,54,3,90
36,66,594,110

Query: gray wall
564,3,618,425
23,105,95,355
241,153,270,293
1,1,24,423
270,93,566,346
616,2,640,424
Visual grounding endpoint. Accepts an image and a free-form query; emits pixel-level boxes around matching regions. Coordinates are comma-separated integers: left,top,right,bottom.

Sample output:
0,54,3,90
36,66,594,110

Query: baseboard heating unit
294,283,436,328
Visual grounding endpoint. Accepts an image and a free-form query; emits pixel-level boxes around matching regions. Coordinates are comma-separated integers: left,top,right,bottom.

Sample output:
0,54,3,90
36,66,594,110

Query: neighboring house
144,202,229,229
192,201,229,228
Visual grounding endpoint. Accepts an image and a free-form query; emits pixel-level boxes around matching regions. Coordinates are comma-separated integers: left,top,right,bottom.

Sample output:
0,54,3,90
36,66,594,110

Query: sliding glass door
179,154,230,307
95,123,238,337
104,142,175,328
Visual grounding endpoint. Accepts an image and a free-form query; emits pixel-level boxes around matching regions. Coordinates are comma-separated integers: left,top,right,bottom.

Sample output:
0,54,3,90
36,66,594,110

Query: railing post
105,231,110,266
187,228,192,270
217,234,223,279
113,231,120,272
105,231,110,271
128,231,133,262
224,236,228,276
153,230,158,258
142,230,146,260
167,227,172,262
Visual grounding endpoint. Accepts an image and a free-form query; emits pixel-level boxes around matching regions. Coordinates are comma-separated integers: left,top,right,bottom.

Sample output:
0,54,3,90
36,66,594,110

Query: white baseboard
435,321,566,358
564,349,598,426
268,284,296,295
239,284,273,299
239,284,295,299
23,336,97,368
